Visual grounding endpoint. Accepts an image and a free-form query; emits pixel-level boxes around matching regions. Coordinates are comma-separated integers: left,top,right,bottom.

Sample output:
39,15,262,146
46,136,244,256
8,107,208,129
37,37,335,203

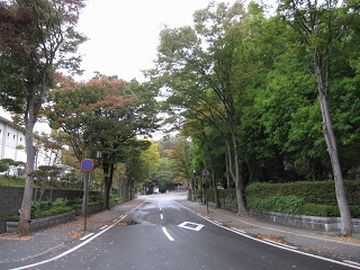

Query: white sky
76,0,238,82
3,0,252,138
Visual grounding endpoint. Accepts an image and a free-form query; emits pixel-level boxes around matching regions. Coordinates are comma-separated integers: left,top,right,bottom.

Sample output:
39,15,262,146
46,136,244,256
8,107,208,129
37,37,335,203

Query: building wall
0,117,52,167
0,120,26,163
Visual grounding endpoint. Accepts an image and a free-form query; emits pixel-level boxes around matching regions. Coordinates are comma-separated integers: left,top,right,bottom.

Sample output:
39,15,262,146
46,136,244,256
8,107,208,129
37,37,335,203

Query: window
13,135,16,139
20,138,22,142
7,132,10,137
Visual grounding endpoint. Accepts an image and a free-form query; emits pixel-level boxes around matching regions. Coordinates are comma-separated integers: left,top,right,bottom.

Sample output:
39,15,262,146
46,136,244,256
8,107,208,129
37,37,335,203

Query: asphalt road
7,193,359,270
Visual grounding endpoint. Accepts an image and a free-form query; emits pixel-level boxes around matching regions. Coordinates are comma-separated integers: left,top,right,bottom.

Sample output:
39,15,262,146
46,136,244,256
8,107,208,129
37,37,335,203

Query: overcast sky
76,0,238,82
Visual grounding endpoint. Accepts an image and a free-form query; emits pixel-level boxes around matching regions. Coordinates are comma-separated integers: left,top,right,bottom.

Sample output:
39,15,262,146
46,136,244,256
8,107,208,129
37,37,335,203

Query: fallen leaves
66,230,83,239
255,234,287,245
0,233,32,241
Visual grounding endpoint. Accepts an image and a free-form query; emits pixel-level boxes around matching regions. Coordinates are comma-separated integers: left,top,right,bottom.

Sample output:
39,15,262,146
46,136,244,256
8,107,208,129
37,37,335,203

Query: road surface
7,193,360,270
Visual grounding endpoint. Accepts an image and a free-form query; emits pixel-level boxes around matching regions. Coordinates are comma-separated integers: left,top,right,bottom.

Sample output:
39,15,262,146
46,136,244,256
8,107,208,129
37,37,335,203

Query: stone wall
6,211,76,233
0,186,100,233
251,211,360,233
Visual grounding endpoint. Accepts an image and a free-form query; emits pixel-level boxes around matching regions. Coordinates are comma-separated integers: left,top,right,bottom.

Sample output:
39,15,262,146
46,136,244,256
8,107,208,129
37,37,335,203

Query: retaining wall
0,186,100,233
6,211,76,233
251,211,360,233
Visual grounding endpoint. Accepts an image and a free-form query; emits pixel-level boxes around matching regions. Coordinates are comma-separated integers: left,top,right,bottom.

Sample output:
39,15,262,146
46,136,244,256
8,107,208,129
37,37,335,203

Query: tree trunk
211,169,220,208
17,117,36,236
103,165,111,210
315,51,353,236
225,153,231,188
231,130,247,215
191,177,196,201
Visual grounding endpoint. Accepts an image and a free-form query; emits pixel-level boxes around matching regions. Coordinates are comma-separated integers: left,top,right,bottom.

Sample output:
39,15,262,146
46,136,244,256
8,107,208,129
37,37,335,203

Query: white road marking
264,239,298,250
9,201,146,270
80,233,94,241
175,201,360,270
344,261,360,267
112,218,118,222
230,227,246,234
178,221,204,232
160,214,164,220
162,226,175,241
99,225,109,231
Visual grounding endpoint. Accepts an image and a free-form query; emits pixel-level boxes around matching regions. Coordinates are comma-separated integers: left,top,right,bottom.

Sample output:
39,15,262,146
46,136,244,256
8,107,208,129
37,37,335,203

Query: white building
0,116,26,163
0,115,51,169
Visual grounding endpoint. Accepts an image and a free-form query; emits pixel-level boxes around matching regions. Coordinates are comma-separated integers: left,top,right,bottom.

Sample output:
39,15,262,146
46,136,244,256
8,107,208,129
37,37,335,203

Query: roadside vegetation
149,0,360,236
0,0,359,236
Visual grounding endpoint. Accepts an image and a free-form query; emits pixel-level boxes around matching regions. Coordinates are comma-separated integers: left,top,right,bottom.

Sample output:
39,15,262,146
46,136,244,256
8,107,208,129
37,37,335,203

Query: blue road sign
81,159,94,171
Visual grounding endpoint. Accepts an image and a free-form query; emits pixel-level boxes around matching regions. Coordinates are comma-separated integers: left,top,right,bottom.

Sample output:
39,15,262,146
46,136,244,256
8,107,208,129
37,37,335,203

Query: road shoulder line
175,201,360,270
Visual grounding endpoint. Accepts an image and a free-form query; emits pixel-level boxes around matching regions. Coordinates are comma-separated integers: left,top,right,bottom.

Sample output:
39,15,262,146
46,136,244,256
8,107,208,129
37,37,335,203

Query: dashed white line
99,225,109,231
162,226,175,241
160,214,164,220
79,233,94,241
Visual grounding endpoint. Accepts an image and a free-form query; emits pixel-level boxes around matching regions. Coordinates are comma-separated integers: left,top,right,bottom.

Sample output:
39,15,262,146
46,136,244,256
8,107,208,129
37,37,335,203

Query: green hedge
206,180,360,218
245,180,360,205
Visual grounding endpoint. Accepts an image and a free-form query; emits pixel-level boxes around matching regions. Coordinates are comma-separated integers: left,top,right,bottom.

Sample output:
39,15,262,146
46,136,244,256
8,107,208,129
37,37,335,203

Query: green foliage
7,215,19,222
34,206,73,219
0,176,25,187
246,196,305,215
154,158,176,192
245,181,360,205
207,181,360,218
245,181,360,218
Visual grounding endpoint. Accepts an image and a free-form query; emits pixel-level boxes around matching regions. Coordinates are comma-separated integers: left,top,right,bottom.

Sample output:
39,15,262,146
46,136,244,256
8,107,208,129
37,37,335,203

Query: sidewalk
0,198,144,268
177,199,360,263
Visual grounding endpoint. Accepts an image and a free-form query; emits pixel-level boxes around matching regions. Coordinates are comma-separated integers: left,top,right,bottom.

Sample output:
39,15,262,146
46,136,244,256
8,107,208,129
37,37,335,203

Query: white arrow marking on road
178,221,204,232
160,214,164,220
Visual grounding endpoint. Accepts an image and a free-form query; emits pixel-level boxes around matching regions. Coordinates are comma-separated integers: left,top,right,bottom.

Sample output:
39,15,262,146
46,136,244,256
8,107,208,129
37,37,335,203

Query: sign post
81,159,94,231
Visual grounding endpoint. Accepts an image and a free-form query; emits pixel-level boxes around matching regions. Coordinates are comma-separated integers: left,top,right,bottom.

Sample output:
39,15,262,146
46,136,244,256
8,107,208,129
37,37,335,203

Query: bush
110,194,120,203
247,195,305,215
0,176,25,187
7,215,19,222
245,180,360,205
245,181,360,218
34,206,73,218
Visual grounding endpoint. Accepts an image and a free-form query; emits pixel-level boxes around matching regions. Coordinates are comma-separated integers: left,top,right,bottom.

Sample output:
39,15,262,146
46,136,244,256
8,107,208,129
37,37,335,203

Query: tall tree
278,0,359,235
154,1,248,214
0,0,85,235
